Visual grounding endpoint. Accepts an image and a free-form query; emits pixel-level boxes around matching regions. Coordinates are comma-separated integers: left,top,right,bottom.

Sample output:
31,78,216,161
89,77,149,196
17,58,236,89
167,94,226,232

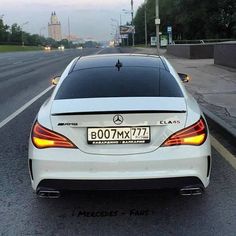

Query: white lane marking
95,49,105,54
0,49,104,129
0,85,54,129
211,135,236,170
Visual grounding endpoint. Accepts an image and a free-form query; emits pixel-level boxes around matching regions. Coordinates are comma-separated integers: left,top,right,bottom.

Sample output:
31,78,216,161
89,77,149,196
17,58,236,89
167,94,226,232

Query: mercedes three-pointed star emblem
113,114,124,125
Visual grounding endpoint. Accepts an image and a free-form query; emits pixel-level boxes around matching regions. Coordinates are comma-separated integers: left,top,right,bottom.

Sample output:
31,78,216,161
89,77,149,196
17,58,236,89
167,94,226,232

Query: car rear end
28,54,211,196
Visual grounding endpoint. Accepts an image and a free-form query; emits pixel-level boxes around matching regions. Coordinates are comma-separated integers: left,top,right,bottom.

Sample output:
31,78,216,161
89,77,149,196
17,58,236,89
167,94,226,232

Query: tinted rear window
55,67,183,99
73,56,165,70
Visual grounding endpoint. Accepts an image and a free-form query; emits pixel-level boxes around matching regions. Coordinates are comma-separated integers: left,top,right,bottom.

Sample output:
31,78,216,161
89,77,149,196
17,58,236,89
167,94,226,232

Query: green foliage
0,19,10,42
133,3,145,44
133,0,236,44
10,23,21,42
0,45,42,52
0,19,60,47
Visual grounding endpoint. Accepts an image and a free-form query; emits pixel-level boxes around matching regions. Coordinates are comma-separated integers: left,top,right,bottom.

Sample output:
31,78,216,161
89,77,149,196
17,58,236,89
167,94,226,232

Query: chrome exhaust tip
37,189,61,199
179,187,203,196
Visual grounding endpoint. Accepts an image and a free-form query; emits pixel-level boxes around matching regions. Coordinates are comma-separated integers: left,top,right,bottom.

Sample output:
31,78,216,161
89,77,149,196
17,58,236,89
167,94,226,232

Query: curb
201,106,236,139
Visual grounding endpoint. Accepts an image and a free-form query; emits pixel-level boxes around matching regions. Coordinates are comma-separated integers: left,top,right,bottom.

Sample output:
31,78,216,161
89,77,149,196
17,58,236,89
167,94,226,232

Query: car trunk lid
51,97,187,155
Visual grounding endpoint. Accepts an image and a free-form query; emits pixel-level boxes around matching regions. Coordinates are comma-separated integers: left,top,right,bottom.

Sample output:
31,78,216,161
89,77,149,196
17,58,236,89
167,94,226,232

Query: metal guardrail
173,39,235,44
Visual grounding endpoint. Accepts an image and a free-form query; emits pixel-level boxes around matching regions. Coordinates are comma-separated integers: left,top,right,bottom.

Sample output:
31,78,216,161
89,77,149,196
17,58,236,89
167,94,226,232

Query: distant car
44,46,51,51
28,54,211,198
58,45,65,51
77,46,83,50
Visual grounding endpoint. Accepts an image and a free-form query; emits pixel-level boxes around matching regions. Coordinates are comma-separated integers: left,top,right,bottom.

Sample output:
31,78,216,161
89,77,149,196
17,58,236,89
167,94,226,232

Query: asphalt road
0,48,236,236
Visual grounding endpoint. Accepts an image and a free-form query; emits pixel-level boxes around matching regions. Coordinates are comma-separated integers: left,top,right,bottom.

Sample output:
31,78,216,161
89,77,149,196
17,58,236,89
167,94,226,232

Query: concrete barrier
214,42,236,68
167,44,214,59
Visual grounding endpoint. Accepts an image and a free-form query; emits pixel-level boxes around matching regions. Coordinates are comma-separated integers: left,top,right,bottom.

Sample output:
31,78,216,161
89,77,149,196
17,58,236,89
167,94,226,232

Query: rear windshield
55,67,183,99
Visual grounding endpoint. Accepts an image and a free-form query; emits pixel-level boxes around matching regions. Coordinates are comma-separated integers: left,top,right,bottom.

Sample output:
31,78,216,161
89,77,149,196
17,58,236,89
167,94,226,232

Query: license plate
87,127,150,145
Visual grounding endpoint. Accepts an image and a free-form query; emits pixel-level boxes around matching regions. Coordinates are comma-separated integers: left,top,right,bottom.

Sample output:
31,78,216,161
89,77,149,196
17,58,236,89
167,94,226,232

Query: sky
0,0,144,41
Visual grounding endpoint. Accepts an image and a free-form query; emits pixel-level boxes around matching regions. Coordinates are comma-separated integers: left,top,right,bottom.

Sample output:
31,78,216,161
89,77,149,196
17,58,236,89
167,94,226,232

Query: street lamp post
111,18,120,46
155,0,160,54
131,0,135,47
122,8,134,47
21,21,29,47
144,0,148,47
119,14,123,46
68,16,71,48
121,10,130,46
119,12,131,46
111,23,117,44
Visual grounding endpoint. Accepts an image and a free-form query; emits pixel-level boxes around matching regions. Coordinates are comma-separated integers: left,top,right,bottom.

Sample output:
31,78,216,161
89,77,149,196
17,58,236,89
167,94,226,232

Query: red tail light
32,122,76,149
162,117,207,147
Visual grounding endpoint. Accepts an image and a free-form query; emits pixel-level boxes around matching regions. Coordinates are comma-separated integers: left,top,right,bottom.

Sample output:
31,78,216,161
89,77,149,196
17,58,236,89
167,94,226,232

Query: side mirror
178,73,191,83
51,76,60,86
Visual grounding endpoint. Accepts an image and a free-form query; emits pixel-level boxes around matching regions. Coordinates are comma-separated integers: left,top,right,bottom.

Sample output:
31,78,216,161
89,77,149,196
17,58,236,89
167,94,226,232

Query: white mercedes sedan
28,54,211,198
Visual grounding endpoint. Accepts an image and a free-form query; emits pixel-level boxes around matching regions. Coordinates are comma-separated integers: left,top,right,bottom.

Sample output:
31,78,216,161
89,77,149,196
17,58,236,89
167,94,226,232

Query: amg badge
57,123,78,126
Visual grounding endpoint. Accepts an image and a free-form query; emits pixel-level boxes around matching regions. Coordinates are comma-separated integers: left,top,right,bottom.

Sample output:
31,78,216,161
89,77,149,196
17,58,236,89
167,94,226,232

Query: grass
0,45,43,53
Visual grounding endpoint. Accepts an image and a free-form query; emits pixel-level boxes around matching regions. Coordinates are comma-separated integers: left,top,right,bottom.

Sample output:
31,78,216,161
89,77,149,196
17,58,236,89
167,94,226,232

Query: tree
27,34,41,46
133,0,236,43
10,23,21,43
0,18,60,47
0,19,10,42
133,3,145,44
218,0,236,38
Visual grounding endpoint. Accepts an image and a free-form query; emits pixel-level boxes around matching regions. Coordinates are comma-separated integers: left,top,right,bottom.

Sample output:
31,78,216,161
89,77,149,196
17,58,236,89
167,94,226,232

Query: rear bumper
29,135,211,191
37,177,204,191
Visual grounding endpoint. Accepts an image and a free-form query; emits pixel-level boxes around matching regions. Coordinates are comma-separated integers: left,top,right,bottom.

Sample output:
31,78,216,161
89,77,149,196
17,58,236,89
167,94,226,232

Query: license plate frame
87,126,150,145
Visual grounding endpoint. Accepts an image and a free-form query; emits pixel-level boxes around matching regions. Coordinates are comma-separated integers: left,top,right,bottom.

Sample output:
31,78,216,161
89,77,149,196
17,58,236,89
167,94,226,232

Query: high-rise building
48,12,62,41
